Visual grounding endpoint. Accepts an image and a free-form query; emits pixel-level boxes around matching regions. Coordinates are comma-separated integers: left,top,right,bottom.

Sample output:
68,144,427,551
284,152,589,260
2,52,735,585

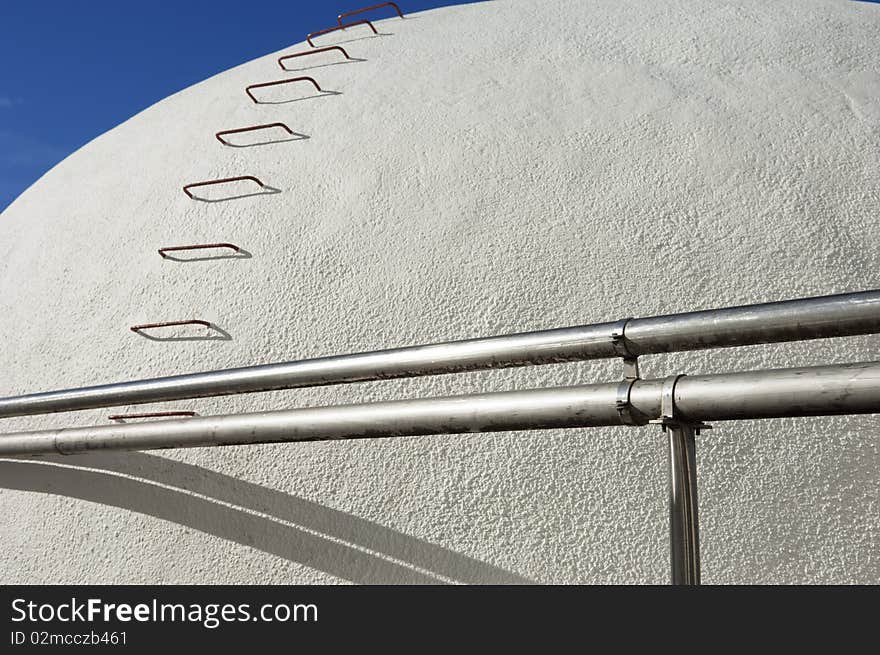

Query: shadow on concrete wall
279,59,366,74
250,90,342,106
186,186,282,203
132,324,232,342
221,133,309,148
0,452,532,584
159,248,253,263
312,32,393,48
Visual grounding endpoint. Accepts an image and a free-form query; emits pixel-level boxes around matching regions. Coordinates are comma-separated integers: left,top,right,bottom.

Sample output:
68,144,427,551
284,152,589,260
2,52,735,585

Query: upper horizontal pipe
0,289,878,420
623,290,880,355
1,361,878,457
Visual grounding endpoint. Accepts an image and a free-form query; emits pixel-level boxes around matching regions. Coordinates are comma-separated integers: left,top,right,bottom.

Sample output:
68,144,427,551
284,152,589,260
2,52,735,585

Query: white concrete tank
1,0,879,583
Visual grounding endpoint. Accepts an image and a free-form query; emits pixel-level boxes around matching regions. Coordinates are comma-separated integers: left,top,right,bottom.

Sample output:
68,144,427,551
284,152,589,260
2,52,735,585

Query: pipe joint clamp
649,374,711,433
610,318,640,380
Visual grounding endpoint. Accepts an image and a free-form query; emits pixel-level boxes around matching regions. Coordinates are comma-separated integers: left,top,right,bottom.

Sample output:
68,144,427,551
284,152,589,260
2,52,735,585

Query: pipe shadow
133,324,232,342
160,248,253,263
0,452,533,584
279,58,365,73
188,185,281,203
252,90,341,106
221,134,309,148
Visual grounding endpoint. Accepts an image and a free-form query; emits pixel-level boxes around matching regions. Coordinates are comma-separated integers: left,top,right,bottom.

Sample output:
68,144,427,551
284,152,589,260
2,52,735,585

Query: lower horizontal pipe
0,361,878,457
0,383,637,457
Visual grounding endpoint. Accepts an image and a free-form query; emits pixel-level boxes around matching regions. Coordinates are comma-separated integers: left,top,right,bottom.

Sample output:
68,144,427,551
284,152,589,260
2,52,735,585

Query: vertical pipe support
650,374,708,585
666,421,701,585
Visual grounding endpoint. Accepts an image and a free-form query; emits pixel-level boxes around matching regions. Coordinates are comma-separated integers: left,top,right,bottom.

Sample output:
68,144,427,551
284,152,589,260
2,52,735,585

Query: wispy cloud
0,96,23,108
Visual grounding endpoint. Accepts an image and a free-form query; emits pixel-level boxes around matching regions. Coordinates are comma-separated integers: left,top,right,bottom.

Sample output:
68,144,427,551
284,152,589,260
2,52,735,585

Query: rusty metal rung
182,176,267,199
130,320,213,334
307,20,378,48
245,77,322,103
215,123,294,145
109,411,197,421
278,46,351,70
338,2,404,24
158,243,242,258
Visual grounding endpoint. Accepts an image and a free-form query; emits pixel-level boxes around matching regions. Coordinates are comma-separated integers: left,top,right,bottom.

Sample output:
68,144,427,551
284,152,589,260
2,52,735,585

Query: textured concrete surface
1,0,879,584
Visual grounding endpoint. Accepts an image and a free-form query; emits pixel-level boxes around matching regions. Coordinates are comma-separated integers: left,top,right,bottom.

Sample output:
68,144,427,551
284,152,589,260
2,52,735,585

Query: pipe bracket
610,318,639,380
649,374,711,434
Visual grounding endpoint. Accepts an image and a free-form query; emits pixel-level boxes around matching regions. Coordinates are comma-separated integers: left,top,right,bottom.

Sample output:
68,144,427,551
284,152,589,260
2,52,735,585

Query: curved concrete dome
1,0,879,583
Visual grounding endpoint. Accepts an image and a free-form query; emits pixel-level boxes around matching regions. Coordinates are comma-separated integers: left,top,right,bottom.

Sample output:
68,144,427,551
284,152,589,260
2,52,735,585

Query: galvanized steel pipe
0,289,878,420
1,361,877,457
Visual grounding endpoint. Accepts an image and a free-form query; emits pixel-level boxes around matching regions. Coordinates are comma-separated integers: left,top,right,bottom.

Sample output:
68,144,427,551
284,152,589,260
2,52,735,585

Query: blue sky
0,0,475,212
